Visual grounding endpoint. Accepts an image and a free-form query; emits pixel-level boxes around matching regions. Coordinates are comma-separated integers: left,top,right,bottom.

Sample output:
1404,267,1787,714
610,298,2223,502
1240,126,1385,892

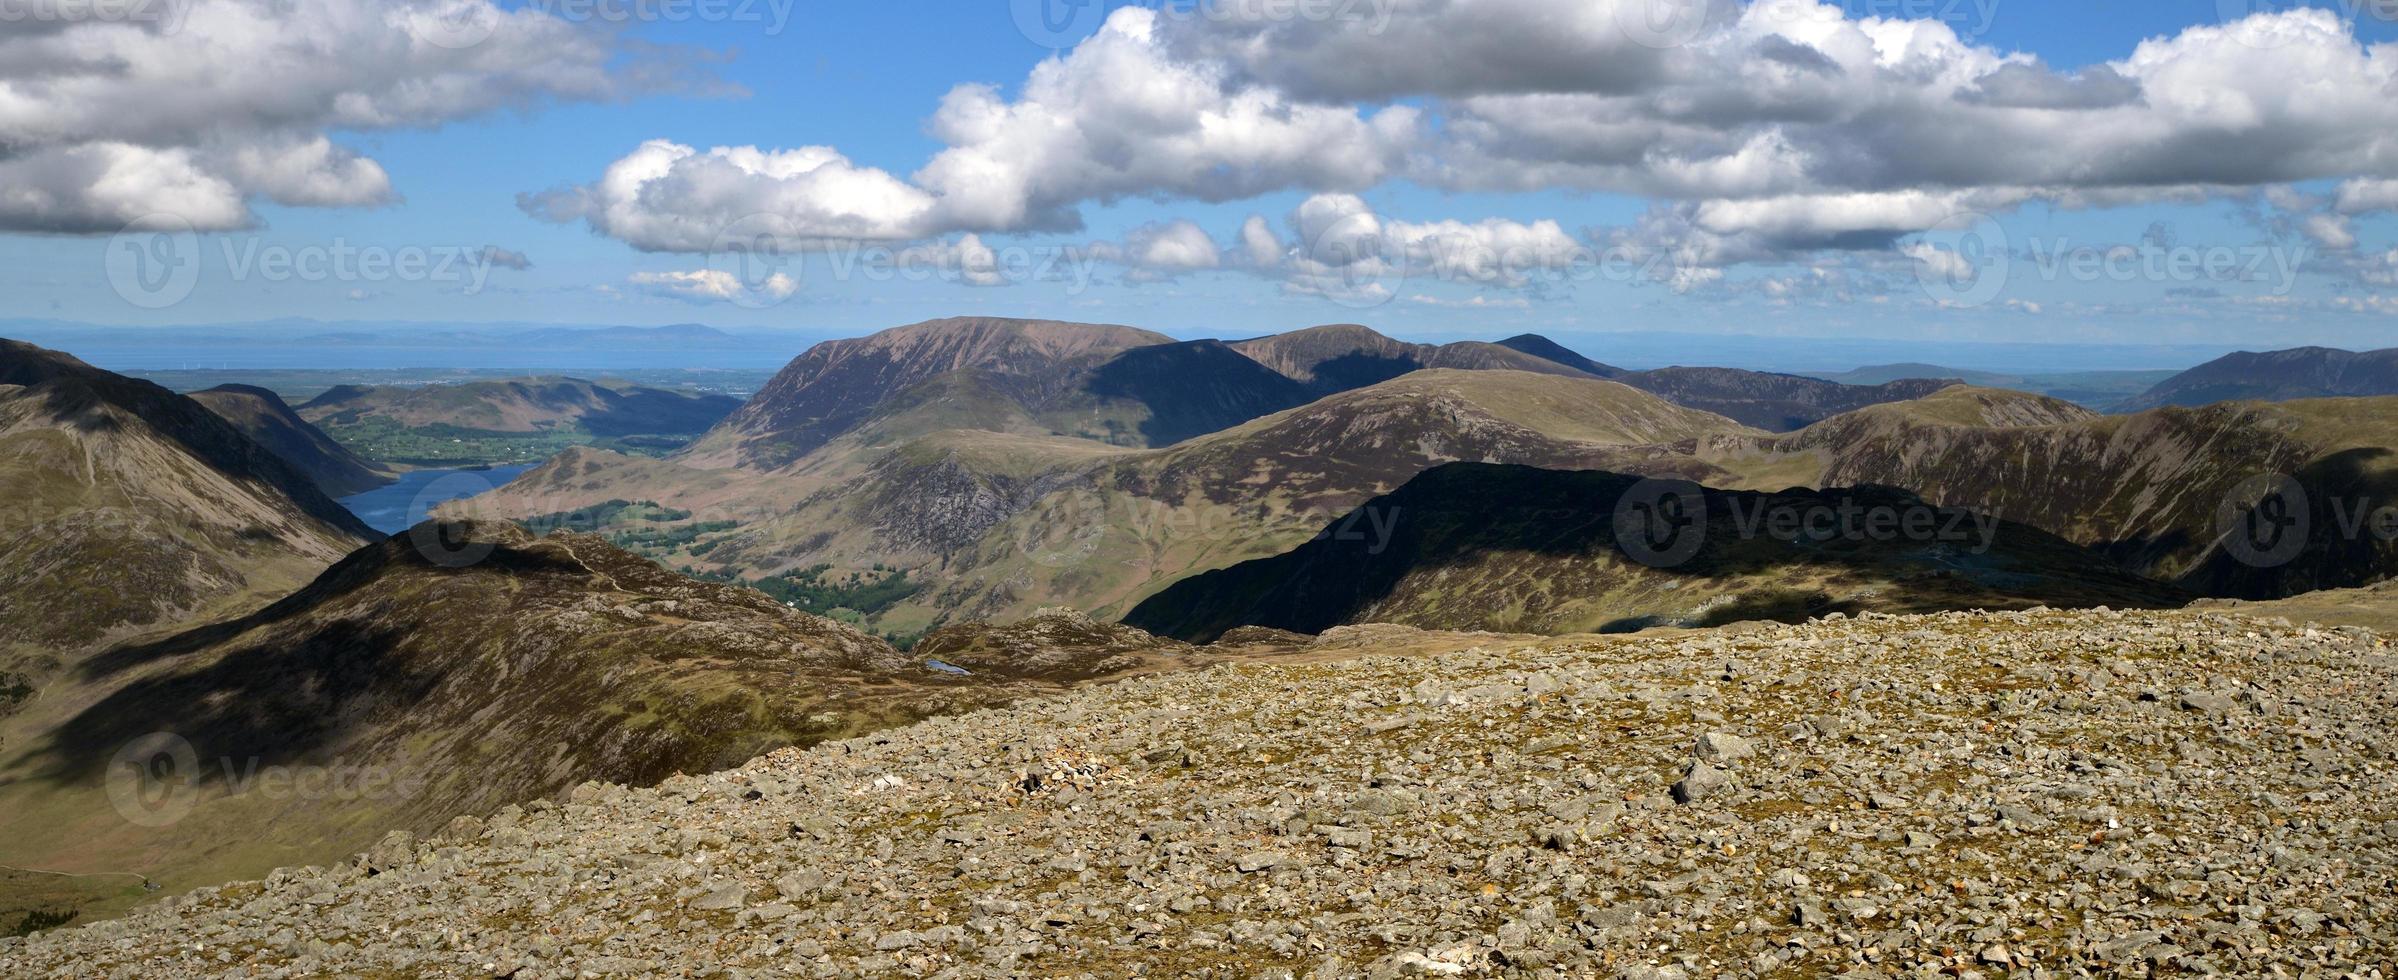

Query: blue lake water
338,464,535,535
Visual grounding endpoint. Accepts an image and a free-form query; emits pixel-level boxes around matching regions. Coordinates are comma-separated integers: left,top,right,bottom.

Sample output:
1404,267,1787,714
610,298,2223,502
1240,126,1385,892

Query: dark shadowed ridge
1494,334,1628,378
1083,340,1316,446
1125,462,2187,642
0,338,373,539
1225,323,1595,396
1612,368,1961,431
189,384,393,497
6,520,1096,906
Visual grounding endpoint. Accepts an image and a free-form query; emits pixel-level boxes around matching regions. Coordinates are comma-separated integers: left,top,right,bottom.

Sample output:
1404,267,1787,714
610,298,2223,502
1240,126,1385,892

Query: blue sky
4,0,2397,349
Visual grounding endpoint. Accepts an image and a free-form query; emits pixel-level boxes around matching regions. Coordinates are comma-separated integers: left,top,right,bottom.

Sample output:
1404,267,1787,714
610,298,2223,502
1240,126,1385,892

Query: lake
338,464,536,535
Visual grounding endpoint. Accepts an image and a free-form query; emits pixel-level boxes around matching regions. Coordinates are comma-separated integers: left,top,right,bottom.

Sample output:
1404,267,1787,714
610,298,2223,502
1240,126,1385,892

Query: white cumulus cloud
0,0,709,233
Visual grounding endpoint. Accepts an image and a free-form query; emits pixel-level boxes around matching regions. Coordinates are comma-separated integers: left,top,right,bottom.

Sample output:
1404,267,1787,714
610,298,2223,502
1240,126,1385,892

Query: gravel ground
6,608,2395,978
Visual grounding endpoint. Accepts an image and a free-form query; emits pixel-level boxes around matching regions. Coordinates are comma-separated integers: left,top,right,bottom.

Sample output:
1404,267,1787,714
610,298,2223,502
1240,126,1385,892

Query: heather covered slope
2121,346,2398,410
0,522,1083,928
1125,462,2186,641
188,384,393,497
0,340,374,661
8,608,2388,976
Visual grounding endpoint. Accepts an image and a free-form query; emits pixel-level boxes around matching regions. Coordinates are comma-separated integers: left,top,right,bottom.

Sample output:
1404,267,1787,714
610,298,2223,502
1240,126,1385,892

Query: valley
10,2,2398,970
3,320,2394,958
444,319,2398,646
294,377,745,467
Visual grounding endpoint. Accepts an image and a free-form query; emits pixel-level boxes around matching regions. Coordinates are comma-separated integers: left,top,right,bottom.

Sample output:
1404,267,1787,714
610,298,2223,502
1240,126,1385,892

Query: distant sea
67,345,805,373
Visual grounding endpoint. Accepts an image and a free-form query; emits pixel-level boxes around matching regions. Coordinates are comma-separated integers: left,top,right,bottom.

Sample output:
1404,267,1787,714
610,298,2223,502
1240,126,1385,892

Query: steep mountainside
1126,462,2185,641
12,610,2388,976
188,384,393,497
0,340,373,660
0,522,1091,919
2120,346,2398,410
300,377,741,437
680,318,1177,469
1226,323,1593,395
1080,340,1316,446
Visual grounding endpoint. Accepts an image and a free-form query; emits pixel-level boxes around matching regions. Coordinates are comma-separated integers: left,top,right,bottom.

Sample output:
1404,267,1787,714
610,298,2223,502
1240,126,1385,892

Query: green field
320,417,697,467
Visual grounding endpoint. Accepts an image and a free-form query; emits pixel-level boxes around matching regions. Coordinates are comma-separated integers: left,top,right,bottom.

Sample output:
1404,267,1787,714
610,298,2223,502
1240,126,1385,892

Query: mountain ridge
188,384,393,497
0,519,1094,919
1124,462,2187,641
0,339,374,659
2120,346,2398,410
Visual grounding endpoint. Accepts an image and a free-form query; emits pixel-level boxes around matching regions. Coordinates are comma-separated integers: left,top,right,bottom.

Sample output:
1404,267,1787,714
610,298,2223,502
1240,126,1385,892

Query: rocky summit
7,608,2392,978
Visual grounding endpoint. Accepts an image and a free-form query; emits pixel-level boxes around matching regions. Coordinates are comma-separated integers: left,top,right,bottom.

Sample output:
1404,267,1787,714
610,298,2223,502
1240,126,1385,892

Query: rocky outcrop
913,608,1192,680
8,608,2391,976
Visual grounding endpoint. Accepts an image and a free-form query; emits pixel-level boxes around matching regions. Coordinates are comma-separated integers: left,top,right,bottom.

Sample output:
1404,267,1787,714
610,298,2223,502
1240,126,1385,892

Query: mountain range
4,321,2398,939
457,320,2398,644
0,341,373,665
2119,346,2398,410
